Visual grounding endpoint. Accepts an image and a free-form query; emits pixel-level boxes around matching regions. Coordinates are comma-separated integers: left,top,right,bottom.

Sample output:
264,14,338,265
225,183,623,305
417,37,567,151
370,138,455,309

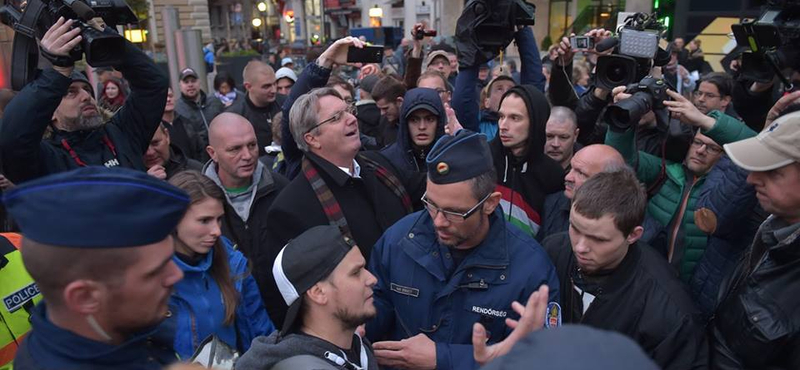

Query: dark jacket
490,85,565,238
356,100,382,141
236,331,378,370
540,191,570,241
225,94,287,156
543,233,708,370
710,216,800,369
13,304,175,370
260,151,410,328
689,155,762,318
0,42,168,183
174,90,223,153
367,209,560,370
380,88,446,209
164,116,206,162
164,145,203,180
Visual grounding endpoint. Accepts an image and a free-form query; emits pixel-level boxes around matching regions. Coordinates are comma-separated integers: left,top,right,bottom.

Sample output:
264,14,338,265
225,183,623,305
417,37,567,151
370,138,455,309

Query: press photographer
0,15,169,183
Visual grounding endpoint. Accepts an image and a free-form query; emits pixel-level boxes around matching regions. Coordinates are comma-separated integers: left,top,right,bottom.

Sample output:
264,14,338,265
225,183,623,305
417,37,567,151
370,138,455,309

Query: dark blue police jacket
367,208,560,370
13,303,176,370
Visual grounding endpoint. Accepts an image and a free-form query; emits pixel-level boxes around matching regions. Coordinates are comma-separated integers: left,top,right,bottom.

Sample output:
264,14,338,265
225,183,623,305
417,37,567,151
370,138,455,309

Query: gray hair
549,106,578,130
289,87,343,152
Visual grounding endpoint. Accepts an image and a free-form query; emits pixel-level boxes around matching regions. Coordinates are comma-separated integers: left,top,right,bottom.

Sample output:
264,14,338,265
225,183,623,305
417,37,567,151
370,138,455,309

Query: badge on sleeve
545,302,562,328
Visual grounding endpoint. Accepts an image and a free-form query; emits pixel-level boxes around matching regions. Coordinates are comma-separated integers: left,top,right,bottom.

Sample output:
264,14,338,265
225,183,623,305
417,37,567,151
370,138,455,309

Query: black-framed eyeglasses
421,191,492,223
305,104,357,134
691,138,723,155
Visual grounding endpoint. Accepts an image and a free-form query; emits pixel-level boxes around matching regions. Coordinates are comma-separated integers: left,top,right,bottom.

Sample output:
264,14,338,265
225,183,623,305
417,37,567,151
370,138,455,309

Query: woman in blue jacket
165,170,275,359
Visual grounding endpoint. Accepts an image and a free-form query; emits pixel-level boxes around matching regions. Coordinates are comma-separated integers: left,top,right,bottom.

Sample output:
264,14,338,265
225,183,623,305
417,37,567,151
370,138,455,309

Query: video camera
455,0,536,68
594,13,672,91
731,0,800,88
0,0,138,90
604,76,670,132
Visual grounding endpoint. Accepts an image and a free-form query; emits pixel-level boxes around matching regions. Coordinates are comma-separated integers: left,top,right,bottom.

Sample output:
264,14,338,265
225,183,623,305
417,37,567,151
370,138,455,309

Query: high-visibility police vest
0,233,41,370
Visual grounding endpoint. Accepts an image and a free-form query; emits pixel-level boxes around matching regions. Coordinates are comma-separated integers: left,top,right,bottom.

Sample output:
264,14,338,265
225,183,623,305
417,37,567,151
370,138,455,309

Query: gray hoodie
203,160,270,222
236,331,378,370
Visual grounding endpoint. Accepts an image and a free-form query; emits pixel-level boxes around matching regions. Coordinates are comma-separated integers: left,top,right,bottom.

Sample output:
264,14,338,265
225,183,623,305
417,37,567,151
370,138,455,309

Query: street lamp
252,17,262,27
369,5,383,27
257,1,267,12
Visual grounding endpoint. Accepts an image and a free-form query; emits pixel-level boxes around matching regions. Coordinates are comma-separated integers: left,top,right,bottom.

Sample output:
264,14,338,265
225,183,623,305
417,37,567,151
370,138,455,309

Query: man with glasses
380,87,447,210
606,88,757,291
262,37,413,329
693,72,734,117
417,70,452,106
367,130,559,370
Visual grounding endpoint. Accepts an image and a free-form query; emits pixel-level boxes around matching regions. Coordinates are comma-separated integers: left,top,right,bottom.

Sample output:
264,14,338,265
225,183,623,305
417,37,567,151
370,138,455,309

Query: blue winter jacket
367,209,560,370
380,88,446,208
689,156,761,318
452,26,546,133
165,237,275,359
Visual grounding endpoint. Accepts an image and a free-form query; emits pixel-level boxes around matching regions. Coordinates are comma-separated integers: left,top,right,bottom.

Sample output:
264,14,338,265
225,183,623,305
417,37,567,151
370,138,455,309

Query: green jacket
605,111,756,281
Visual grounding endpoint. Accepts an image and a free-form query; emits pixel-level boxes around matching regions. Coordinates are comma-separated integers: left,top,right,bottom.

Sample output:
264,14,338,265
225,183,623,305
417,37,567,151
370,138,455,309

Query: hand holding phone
347,45,384,63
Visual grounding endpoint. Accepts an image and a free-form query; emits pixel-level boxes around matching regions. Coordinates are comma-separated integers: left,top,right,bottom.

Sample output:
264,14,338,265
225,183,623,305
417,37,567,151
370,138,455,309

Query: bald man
203,112,288,268
226,61,287,156
539,145,626,240
545,107,580,170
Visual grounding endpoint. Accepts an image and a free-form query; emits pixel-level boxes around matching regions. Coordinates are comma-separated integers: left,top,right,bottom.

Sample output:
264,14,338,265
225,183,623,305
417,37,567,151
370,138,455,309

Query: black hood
499,84,550,162
396,87,447,155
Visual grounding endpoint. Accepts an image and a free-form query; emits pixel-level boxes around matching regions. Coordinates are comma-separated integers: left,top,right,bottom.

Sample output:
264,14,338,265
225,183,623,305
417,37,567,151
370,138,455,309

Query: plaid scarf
302,154,413,237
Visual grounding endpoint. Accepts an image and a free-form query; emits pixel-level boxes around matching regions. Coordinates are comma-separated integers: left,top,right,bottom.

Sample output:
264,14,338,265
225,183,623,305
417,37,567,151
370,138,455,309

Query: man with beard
0,18,168,183
367,130,559,370
5,166,189,369
380,87,446,209
237,226,379,370
143,123,203,180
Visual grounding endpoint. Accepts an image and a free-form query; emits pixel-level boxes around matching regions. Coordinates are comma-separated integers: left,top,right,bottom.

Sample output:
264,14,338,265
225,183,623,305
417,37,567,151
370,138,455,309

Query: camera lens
604,91,653,132
605,61,629,86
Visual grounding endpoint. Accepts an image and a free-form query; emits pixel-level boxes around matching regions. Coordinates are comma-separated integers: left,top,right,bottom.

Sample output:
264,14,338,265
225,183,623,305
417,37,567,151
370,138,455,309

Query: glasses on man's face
306,103,356,134
420,191,492,223
693,91,720,100
691,138,723,155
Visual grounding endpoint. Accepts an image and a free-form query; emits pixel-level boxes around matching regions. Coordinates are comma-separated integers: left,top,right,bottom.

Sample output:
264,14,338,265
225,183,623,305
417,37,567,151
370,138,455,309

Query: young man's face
180,77,200,100
407,109,438,147
320,247,378,328
418,77,450,106
497,94,530,156
376,97,402,123
568,207,640,274
693,81,730,114
276,77,294,96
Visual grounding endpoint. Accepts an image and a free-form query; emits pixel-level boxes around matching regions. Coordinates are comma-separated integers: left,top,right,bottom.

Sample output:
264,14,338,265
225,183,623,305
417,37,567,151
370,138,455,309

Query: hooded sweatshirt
491,85,564,237
235,331,378,370
380,88,446,209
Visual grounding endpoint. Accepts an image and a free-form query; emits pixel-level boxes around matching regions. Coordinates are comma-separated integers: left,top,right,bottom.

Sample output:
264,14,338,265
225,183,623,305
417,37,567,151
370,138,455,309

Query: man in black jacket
226,60,287,156
174,68,223,155
263,36,412,329
203,112,288,291
143,123,202,180
543,169,707,370
711,110,800,369
0,18,169,183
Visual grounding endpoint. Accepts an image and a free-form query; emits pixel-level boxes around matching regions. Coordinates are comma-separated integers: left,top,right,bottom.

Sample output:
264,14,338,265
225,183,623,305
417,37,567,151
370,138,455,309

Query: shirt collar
338,159,361,179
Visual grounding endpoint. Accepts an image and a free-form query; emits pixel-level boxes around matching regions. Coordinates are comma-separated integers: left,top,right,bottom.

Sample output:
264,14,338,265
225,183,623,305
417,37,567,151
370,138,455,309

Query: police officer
0,233,42,370
3,167,189,370
367,130,559,370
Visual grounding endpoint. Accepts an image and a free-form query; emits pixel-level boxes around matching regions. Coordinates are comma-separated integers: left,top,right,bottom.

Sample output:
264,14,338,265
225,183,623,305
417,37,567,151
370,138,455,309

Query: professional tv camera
731,0,800,88
455,0,537,69
0,0,138,90
594,12,672,91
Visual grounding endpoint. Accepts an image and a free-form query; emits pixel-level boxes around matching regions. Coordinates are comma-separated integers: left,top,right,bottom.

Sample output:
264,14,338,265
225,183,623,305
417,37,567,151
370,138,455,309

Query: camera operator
547,29,616,146
0,17,169,183
605,88,757,299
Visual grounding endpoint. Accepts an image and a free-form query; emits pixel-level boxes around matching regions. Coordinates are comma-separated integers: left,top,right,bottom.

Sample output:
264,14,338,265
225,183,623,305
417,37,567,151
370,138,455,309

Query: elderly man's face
747,162,800,224
308,95,361,164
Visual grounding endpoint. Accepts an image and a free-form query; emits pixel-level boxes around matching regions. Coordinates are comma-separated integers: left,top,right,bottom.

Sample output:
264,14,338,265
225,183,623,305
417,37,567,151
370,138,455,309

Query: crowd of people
0,10,799,370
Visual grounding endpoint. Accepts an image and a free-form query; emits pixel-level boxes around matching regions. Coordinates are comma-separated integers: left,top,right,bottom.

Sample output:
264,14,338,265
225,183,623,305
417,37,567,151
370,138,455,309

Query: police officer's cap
426,129,494,184
3,167,190,248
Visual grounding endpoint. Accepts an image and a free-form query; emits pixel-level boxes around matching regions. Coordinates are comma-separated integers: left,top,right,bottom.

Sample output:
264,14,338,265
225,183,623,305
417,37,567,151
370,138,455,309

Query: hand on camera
584,28,613,55
41,17,82,57
611,85,631,103
553,35,574,66
764,90,800,130
317,36,366,69
664,89,716,130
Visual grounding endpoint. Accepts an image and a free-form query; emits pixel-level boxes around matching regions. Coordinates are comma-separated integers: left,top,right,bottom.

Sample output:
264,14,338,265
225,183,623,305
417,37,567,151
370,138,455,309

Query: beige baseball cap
724,110,800,171
425,50,450,68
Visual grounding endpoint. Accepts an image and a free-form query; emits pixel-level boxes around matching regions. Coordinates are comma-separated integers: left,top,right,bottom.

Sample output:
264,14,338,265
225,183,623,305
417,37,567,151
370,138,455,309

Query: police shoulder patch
545,302,562,328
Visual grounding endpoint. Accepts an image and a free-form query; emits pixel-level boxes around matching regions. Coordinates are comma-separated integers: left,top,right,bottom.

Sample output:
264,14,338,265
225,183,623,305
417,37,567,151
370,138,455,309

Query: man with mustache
0,18,169,183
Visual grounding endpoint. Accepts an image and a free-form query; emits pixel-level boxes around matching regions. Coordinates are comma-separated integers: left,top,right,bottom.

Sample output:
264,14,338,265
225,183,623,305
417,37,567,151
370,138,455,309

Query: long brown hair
169,170,239,325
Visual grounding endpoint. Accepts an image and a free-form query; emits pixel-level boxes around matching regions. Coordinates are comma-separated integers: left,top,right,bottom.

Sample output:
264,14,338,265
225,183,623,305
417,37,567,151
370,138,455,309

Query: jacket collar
402,209,510,281
26,303,164,368
181,91,207,107
173,247,213,273
571,241,642,295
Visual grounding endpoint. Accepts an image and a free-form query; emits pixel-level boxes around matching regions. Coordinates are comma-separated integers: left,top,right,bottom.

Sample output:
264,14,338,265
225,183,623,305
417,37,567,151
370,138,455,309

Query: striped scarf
302,154,413,237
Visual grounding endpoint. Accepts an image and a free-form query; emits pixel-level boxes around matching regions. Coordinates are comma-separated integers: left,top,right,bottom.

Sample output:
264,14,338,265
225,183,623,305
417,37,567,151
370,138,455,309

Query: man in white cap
710,109,800,369
281,57,295,70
